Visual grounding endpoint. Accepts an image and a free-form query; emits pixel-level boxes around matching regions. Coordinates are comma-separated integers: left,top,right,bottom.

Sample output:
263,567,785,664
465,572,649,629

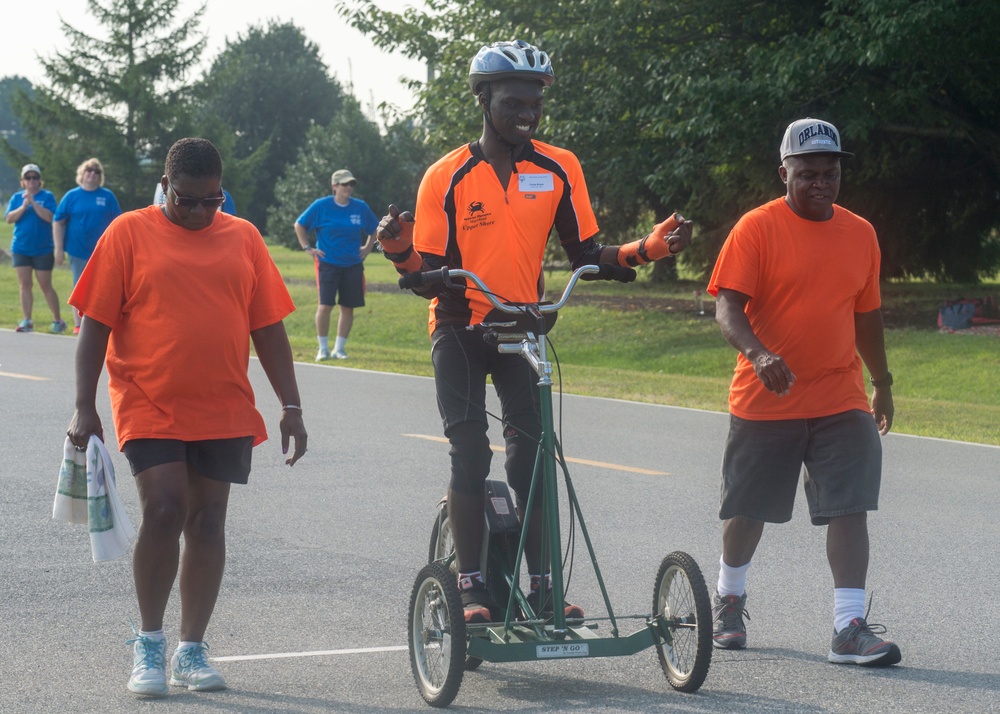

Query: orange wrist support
618,213,683,267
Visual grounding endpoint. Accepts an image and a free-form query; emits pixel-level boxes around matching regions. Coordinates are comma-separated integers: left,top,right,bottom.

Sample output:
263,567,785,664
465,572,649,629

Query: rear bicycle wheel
409,562,466,707
652,551,712,692
427,504,483,672
428,500,455,569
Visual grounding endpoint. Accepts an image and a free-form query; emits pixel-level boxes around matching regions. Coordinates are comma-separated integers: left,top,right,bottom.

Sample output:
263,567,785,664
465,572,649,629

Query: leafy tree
196,21,347,229
0,0,207,208
339,0,1000,282
267,98,434,247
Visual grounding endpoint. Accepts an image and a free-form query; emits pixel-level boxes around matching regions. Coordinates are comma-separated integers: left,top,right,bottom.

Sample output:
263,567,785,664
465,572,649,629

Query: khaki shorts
719,410,882,526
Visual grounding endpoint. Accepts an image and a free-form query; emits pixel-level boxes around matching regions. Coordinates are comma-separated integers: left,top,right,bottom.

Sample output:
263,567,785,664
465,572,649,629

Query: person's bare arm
32,201,53,223
855,308,893,435
715,287,796,397
294,222,323,260
67,316,112,447
251,320,307,465
53,219,66,265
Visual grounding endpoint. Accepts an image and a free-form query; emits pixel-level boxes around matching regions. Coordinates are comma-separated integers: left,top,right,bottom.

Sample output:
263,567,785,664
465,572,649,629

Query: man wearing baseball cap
4,163,67,333
706,118,900,666
294,168,378,361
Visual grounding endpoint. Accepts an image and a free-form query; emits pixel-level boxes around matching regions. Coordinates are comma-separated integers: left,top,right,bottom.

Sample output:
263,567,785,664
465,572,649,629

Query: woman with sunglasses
53,158,122,333
4,163,66,333
67,138,307,698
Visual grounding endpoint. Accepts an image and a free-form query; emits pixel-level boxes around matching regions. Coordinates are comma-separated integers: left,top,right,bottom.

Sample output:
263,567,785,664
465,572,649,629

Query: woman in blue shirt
54,157,122,333
4,163,65,333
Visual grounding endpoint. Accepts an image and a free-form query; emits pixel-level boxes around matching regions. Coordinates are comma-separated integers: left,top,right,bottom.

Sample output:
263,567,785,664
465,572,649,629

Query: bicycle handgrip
581,263,637,283
398,267,450,290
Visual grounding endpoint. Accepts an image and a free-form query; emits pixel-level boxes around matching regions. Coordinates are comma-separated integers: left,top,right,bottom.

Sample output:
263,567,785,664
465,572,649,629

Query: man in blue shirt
294,169,378,361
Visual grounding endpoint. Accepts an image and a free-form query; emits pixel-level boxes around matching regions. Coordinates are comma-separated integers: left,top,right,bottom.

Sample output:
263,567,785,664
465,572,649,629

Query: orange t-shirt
707,198,881,419
413,140,599,334
69,206,295,447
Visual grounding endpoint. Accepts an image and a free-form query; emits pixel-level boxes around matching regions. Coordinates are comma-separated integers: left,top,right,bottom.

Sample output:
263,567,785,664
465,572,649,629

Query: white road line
403,433,670,476
0,370,49,381
212,645,408,663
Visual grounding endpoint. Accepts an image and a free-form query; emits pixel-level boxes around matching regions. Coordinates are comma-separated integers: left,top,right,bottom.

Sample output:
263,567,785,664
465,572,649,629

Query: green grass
2,219,997,445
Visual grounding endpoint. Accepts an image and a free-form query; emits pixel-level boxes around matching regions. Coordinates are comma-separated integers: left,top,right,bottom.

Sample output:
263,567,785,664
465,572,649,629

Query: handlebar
398,263,636,314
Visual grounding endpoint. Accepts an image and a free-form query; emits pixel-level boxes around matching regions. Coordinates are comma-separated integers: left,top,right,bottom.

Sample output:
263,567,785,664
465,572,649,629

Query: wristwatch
869,372,893,388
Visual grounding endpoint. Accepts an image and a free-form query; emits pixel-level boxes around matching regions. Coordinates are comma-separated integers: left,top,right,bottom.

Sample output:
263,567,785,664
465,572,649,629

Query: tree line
3,0,998,282
0,0,432,245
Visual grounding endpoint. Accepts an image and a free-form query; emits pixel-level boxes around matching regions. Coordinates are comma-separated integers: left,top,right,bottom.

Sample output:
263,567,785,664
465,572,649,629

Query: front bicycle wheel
652,551,712,693
409,562,466,707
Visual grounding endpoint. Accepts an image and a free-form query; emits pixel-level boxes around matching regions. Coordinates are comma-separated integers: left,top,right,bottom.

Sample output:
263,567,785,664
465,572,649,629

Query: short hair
164,138,223,182
75,157,105,187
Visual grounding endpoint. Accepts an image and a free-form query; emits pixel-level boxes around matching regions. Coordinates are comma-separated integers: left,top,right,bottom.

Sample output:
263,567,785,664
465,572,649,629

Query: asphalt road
1,328,997,713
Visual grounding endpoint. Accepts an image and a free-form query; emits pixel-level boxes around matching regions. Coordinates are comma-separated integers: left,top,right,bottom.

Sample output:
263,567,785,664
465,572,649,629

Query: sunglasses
85,167,102,175
337,181,357,187
168,182,226,209
23,174,41,181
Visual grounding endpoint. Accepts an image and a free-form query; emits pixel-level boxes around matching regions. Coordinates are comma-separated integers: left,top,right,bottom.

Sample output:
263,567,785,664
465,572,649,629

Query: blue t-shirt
53,186,123,260
5,189,57,256
296,196,378,267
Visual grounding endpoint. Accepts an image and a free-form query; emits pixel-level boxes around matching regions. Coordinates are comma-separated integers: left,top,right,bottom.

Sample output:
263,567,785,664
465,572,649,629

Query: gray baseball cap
780,118,853,160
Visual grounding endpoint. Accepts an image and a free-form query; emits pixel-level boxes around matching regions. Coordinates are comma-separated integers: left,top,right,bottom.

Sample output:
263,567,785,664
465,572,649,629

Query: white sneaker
170,642,227,691
332,349,348,360
315,348,331,362
127,632,168,697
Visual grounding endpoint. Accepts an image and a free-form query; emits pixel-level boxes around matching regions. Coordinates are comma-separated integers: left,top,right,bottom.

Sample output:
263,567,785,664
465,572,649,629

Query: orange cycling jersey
413,140,599,334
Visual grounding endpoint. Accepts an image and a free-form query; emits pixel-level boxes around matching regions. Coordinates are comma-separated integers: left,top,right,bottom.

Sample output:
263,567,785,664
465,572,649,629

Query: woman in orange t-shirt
66,138,308,697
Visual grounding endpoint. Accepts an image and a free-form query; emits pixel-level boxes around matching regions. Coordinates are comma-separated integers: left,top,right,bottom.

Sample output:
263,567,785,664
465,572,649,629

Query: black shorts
719,410,882,526
122,437,254,484
12,252,55,270
315,261,365,307
431,324,540,433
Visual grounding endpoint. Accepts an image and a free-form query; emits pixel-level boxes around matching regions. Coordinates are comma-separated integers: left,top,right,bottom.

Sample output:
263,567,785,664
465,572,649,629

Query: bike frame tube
458,264,620,637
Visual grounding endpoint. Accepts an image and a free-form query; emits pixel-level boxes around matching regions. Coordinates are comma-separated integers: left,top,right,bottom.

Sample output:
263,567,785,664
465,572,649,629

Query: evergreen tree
0,76,34,199
0,0,207,208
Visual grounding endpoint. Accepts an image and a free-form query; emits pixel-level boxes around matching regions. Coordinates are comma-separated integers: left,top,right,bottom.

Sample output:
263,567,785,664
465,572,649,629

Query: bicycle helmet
468,40,554,95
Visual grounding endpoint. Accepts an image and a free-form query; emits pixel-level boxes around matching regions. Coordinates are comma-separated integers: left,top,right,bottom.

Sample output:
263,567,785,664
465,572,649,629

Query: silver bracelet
282,404,302,411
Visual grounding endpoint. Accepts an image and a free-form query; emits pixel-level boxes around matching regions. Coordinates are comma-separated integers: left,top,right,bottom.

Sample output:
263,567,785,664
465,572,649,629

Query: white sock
177,640,201,650
834,588,866,632
334,336,347,353
318,336,329,351
717,555,751,597
139,629,165,640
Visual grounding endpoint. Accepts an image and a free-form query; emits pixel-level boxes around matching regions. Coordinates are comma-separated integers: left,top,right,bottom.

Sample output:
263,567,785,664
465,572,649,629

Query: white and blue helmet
469,40,554,95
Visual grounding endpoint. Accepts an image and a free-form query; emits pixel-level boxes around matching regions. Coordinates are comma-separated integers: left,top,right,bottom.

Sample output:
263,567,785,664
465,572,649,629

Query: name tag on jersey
518,173,554,192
